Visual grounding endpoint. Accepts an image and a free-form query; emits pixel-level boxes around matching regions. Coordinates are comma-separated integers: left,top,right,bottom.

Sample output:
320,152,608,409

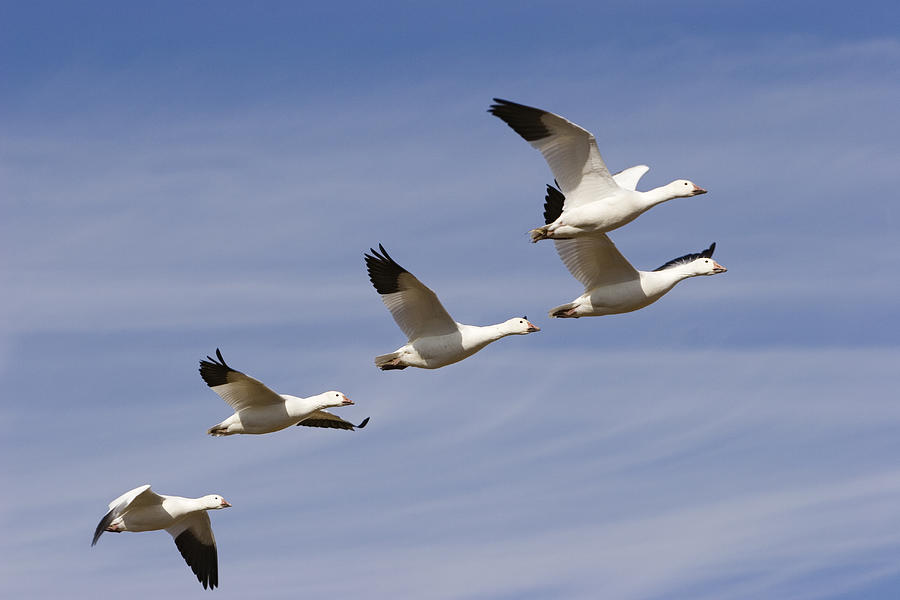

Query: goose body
379,322,534,370
365,245,540,369
488,98,706,242
92,484,231,590
549,232,727,318
199,349,368,435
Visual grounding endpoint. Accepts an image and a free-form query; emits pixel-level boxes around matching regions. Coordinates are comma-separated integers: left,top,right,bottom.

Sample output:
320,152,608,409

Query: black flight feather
488,98,552,142
296,416,370,430
365,244,408,295
543,183,565,225
653,242,717,272
91,506,117,547
174,529,218,590
198,348,238,388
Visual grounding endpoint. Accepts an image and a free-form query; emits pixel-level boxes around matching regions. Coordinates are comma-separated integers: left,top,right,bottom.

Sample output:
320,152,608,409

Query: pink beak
221,499,232,508
713,262,727,273
342,395,354,405
692,184,707,195
526,321,540,332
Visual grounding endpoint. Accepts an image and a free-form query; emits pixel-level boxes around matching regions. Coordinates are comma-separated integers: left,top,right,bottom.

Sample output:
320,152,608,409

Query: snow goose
365,244,540,369
199,349,369,435
92,484,230,590
544,188,727,317
488,98,707,242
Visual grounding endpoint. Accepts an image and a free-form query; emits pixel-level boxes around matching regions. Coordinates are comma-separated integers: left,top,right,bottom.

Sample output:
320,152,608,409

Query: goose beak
341,395,354,406
713,262,727,273
221,499,232,508
526,321,541,333
691,185,707,196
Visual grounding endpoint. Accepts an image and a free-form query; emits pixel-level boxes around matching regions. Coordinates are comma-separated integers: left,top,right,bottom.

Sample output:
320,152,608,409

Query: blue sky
2,1,899,598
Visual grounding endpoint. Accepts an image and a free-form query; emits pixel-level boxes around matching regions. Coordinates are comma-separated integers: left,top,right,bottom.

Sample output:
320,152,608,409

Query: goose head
202,495,232,510
688,256,727,276
668,179,707,198
504,316,541,335
321,391,354,408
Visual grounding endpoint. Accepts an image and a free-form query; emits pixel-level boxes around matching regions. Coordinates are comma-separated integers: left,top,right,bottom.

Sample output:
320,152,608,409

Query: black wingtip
174,530,218,590
199,348,235,388
653,242,720,272
356,417,370,429
488,98,552,142
91,508,115,547
543,183,565,225
487,97,512,111
365,244,408,295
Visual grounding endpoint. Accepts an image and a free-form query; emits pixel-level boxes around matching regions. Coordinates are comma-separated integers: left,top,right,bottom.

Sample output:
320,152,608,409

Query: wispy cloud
5,346,900,598
2,6,899,598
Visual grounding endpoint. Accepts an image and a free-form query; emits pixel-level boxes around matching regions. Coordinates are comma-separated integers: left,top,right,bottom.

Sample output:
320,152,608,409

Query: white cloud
2,16,899,599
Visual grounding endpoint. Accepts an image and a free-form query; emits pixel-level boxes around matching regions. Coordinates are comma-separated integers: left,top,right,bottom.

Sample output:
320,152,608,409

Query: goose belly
559,195,640,232
585,280,660,315
233,406,298,433
407,332,483,368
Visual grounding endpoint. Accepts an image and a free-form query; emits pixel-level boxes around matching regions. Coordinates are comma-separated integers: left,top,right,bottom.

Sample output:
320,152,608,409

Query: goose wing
199,349,284,412
554,233,639,291
167,512,218,590
92,484,164,546
365,244,458,340
612,165,650,191
654,242,717,271
489,98,619,209
296,410,370,431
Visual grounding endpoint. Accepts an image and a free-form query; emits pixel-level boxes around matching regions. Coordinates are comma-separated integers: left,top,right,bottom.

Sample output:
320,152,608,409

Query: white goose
366,244,540,369
92,484,230,590
200,349,368,435
488,98,707,242
545,188,727,317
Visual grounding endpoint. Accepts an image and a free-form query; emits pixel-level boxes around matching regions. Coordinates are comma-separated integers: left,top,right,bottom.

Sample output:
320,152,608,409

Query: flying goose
543,185,727,317
365,244,540,369
488,98,707,242
199,349,369,435
92,484,230,590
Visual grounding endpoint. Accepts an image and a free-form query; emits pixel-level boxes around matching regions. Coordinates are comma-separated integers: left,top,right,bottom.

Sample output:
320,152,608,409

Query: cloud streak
2,6,899,599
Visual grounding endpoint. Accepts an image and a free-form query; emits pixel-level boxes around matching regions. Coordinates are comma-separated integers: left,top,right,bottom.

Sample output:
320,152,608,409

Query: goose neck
639,185,676,209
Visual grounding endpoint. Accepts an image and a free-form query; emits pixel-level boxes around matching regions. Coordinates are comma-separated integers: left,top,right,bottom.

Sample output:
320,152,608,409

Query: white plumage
489,98,707,242
549,235,727,318
199,349,368,435
92,484,231,590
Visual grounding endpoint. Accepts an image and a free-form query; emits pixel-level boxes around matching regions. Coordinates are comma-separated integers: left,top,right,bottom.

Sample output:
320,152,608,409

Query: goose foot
529,227,550,243
379,358,408,371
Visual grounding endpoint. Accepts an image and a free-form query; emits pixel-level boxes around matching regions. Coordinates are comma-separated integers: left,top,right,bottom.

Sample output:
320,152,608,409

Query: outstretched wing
365,244,458,340
612,165,650,191
554,233,639,291
92,484,163,546
199,349,284,412
296,410,370,431
167,512,219,590
489,98,619,208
